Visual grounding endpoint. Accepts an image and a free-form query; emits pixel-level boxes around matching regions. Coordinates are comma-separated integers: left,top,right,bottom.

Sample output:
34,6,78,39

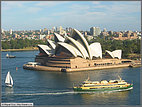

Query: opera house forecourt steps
23,29,138,72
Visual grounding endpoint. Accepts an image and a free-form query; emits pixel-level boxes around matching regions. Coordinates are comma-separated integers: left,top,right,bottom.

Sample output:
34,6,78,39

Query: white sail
5,71,13,87
5,72,10,84
10,75,13,85
6,54,9,57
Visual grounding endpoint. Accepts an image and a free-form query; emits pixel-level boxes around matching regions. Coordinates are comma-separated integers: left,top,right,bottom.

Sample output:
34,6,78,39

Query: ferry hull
73,84,133,92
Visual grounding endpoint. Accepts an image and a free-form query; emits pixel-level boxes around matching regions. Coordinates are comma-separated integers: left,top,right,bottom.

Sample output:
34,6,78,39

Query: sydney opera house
27,29,133,72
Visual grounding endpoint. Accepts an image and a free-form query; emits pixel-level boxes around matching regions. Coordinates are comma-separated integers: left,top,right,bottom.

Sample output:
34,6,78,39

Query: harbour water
1,51,140,105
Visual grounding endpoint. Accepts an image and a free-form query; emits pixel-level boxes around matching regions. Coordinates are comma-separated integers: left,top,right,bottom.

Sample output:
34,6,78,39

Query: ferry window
75,66,77,68
88,64,90,66
114,81,118,83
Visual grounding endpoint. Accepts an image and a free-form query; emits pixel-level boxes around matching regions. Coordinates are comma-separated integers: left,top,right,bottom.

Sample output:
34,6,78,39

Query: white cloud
86,12,106,16
92,2,140,14
26,7,42,13
36,1,69,7
70,4,90,12
2,1,23,10
34,17,53,23
2,1,141,31
92,1,100,5
2,1,33,10
111,4,140,14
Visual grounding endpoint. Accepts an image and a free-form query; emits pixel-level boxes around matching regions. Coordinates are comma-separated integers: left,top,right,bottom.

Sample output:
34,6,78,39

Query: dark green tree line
88,38,140,58
2,39,47,49
2,38,140,58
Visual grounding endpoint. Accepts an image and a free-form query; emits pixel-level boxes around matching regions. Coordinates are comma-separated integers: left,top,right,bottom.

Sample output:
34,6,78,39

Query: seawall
23,63,130,72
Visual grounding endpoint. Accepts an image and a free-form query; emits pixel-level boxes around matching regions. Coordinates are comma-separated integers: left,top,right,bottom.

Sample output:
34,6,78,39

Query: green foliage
88,38,140,58
2,37,140,59
2,39,47,49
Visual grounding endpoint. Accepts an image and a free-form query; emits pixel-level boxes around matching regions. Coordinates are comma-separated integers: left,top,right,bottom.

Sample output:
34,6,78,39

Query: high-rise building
59,26,62,32
1,29,4,34
52,27,56,32
39,34,46,40
66,27,69,32
96,27,101,36
43,28,48,33
10,29,12,35
47,30,50,35
90,27,101,36
69,27,72,32
56,26,62,32
103,28,107,32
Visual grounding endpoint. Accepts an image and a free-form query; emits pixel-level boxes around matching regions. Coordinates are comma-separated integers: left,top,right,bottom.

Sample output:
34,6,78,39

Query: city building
113,31,138,40
52,27,56,32
39,34,46,40
103,28,107,32
43,28,48,33
10,29,12,35
90,27,101,36
1,29,4,34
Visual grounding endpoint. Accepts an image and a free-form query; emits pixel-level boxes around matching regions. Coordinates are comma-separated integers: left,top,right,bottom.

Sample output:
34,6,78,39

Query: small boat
5,71,13,87
73,76,133,92
23,62,40,70
6,54,16,58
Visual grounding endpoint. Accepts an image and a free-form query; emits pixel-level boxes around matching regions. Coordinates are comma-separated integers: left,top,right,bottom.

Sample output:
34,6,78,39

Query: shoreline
23,63,131,72
23,59,141,72
1,47,38,52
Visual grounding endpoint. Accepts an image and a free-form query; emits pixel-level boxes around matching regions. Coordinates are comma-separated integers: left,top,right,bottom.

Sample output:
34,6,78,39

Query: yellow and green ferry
73,76,133,92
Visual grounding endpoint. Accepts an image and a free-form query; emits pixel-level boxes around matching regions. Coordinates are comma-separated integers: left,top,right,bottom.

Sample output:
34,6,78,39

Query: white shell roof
54,33,65,42
65,36,89,59
57,42,83,57
106,50,122,59
38,45,51,55
47,39,56,50
90,42,102,59
71,29,93,59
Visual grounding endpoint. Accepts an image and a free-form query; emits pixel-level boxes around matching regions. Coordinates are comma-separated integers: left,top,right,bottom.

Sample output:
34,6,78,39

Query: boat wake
13,91,75,96
5,87,133,96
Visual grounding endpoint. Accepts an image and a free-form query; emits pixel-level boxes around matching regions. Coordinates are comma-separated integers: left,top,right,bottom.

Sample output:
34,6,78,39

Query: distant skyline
2,1,141,31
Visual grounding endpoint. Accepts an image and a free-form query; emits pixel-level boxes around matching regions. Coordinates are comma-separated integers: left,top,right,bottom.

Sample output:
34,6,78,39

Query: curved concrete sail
112,50,122,59
90,42,102,59
47,39,56,50
55,42,83,58
71,29,92,59
54,33,65,42
106,50,122,59
65,36,89,59
37,45,51,55
106,50,113,58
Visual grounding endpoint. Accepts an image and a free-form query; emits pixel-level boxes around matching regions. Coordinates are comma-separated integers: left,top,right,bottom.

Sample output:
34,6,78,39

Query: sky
1,1,141,31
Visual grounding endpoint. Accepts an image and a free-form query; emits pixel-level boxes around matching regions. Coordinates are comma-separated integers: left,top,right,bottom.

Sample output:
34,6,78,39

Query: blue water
1,51,140,105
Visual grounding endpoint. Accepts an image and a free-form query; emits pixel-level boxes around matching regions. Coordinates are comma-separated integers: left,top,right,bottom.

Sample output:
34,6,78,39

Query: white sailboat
5,72,13,87
6,53,16,58
6,54,9,57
